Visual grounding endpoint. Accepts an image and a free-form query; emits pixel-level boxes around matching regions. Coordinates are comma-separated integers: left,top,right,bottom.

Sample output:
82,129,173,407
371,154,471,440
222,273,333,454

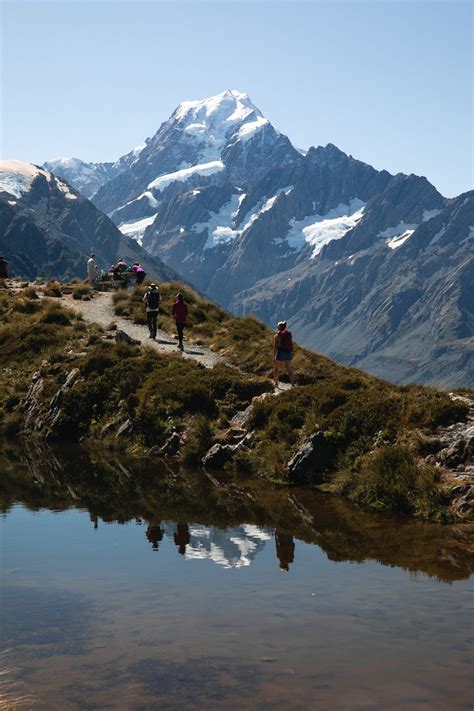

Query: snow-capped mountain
0,160,178,281
43,144,145,200
45,90,473,386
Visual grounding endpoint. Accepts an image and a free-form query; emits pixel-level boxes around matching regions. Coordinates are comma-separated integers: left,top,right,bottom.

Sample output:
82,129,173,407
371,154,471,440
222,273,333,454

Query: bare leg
285,361,295,385
274,359,281,387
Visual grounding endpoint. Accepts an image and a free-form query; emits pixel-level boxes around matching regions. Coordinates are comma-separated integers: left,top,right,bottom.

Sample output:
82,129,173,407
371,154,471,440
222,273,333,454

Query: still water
0,441,473,710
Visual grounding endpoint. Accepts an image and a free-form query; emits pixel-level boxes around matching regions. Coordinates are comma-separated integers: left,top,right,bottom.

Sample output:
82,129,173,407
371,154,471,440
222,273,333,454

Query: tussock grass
72,284,92,300
182,416,213,466
335,445,442,518
43,280,63,297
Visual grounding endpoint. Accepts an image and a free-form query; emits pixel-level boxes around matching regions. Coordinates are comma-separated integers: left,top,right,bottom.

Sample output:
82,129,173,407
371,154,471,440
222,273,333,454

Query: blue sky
1,0,472,197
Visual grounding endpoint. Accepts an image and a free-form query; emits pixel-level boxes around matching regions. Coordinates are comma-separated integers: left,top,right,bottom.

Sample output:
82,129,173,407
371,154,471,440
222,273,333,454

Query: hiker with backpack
171,292,189,351
273,320,295,387
143,283,161,339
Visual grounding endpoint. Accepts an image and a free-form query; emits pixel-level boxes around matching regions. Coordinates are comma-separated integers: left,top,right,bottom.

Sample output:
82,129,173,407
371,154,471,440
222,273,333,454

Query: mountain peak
173,89,262,125
0,160,49,199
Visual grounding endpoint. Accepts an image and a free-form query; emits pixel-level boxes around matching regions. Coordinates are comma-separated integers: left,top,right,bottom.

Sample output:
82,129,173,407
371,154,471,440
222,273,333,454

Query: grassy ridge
0,281,470,521
113,281,359,381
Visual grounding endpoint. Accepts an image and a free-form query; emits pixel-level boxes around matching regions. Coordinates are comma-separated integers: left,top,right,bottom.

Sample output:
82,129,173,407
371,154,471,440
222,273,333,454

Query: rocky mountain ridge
0,160,178,282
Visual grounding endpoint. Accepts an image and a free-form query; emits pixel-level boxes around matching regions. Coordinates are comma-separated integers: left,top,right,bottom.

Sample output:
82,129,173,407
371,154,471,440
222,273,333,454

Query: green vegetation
335,445,442,518
0,281,470,522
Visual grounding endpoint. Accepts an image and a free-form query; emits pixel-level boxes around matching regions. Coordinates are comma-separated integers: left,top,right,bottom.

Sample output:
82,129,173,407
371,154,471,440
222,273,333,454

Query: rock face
0,160,179,283
160,431,181,455
115,329,136,345
44,91,473,387
287,431,337,485
201,443,235,469
21,367,83,439
424,394,474,519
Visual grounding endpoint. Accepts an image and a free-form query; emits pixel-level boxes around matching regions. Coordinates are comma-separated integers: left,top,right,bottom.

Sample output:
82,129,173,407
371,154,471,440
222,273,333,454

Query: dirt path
63,292,222,369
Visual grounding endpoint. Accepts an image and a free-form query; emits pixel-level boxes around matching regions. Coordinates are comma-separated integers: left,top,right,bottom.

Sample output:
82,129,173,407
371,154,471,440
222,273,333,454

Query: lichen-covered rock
231,405,253,429
161,431,181,456
287,431,337,485
439,438,471,467
22,375,45,430
115,329,135,345
21,367,82,438
223,427,247,445
116,419,133,437
202,443,234,469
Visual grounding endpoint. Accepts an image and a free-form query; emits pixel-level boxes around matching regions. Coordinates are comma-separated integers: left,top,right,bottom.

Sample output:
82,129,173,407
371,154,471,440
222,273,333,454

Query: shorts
275,350,293,361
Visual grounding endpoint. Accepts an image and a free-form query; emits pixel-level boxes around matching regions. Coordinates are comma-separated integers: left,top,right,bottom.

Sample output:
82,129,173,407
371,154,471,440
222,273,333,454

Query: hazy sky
1,0,472,197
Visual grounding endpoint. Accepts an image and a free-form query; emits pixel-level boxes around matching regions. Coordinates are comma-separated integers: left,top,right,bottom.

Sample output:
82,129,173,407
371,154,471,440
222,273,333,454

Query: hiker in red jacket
273,320,295,388
171,293,189,351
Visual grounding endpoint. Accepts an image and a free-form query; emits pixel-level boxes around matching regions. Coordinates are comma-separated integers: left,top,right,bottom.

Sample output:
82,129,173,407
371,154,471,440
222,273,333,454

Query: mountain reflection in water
2,439,474,711
1,438,473,582
133,521,272,567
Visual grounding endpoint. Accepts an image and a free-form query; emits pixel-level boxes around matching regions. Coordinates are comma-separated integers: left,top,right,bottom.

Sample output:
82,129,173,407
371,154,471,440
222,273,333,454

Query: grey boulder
287,431,337,485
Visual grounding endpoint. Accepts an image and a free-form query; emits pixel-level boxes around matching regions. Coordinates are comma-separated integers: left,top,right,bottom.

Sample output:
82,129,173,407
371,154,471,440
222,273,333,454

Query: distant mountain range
0,160,178,282
36,90,474,386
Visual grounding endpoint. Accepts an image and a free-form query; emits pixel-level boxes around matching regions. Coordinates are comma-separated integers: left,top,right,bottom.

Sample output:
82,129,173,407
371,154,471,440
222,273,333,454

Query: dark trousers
136,271,146,285
147,311,158,338
176,322,185,347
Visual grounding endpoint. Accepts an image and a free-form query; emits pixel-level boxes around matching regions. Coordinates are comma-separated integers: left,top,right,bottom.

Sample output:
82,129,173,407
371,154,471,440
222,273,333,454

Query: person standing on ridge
273,320,295,388
143,283,161,339
87,253,99,286
132,262,146,285
171,292,189,351
0,256,10,279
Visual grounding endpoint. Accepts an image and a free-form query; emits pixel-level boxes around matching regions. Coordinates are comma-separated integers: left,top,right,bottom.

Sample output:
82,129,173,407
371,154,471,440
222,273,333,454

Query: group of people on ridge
87,254,147,286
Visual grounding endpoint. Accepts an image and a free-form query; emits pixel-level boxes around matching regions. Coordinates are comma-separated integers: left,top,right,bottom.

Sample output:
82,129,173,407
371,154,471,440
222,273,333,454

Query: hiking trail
63,291,222,369
61,291,292,391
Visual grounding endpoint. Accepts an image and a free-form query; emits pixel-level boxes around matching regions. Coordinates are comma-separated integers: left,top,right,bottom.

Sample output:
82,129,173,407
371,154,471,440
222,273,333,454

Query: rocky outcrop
160,431,181,456
424,394,474,519
21,367,83,439
287,431,337,485
116,419,133,437
202,443,235,469
115,329,137,345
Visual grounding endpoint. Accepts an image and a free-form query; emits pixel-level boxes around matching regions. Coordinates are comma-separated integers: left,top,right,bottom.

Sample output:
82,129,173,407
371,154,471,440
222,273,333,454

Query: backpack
277,329,293,352
147,290,161,309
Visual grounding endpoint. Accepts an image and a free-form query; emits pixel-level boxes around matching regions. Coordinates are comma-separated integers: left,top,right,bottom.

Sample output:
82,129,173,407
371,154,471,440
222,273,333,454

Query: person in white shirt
87,253,99,286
